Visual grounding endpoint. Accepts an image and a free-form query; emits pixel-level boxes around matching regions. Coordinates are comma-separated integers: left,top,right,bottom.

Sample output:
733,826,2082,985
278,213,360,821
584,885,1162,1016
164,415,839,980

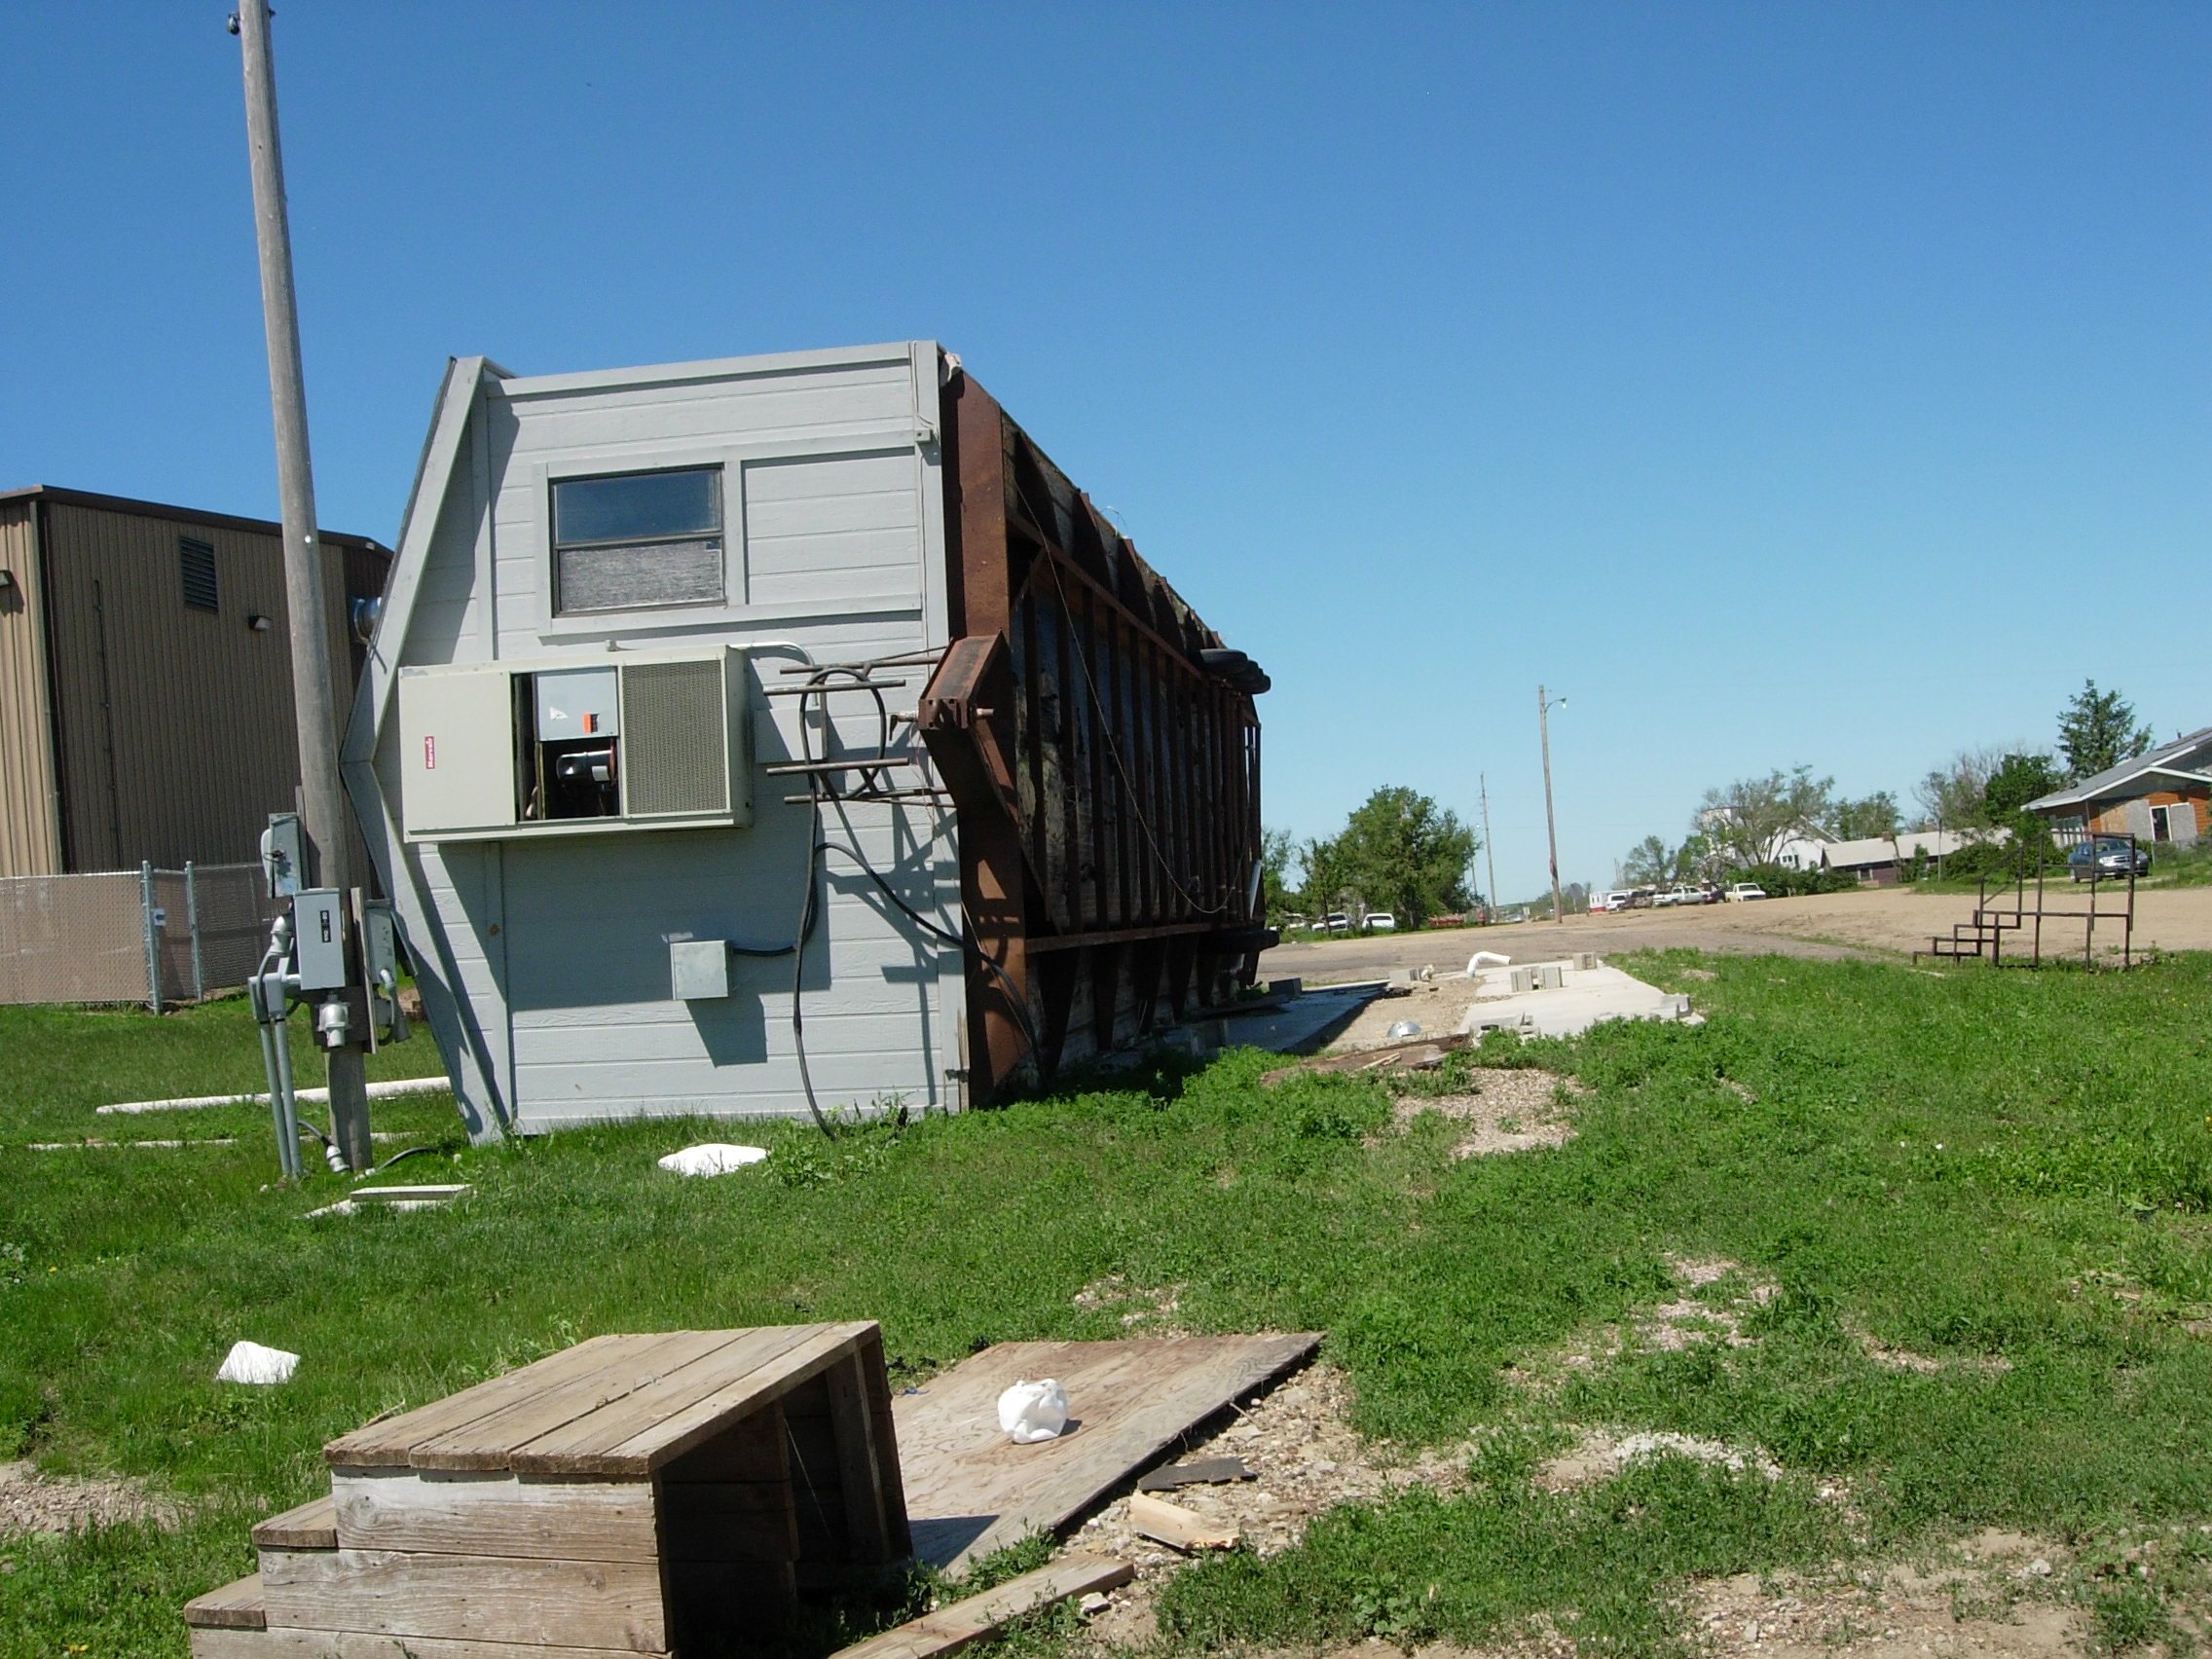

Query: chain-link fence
0,863,279,1009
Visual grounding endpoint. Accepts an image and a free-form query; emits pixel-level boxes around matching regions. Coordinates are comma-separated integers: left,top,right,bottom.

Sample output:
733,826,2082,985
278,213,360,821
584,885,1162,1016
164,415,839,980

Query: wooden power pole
236,1,371,1169
1539,685,1566,925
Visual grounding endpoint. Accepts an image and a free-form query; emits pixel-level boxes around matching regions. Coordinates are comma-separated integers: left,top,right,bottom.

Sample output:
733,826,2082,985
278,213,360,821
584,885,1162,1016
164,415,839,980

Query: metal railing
0,862,278,1010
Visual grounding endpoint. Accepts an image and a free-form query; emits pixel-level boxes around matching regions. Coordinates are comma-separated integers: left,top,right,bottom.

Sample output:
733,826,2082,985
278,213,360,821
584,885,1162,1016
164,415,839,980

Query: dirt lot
1262,884,2212,982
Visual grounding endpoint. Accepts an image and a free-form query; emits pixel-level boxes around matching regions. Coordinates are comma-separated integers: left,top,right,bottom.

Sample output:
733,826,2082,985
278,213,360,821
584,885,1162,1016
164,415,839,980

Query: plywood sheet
892,1334,1318,1570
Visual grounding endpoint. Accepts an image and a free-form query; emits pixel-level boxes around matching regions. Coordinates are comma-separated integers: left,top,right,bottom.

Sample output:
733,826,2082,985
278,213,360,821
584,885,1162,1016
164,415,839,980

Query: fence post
185,862,204,1004
140,860,162,1015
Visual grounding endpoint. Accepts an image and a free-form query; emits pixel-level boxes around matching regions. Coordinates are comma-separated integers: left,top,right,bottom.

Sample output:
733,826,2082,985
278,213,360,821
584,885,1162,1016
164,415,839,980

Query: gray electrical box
263,812,307,898
295,889,350,991
670,939,730,1001
535,666,621,741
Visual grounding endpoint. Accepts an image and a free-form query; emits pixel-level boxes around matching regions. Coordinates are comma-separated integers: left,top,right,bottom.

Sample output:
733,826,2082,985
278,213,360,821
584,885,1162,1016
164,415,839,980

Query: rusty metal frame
921,370,1270,1099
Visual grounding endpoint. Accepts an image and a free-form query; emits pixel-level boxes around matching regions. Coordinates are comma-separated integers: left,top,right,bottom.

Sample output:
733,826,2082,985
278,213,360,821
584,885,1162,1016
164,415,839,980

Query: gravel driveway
1262,884,2212,982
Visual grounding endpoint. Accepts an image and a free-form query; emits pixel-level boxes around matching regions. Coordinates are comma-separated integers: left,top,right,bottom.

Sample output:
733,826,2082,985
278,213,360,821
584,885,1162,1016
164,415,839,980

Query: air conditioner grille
621,659,727,816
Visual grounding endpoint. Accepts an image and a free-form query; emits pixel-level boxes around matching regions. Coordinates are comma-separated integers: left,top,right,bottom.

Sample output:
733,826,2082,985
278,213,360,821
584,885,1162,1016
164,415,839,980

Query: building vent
619,658,730,817
179,537,219,613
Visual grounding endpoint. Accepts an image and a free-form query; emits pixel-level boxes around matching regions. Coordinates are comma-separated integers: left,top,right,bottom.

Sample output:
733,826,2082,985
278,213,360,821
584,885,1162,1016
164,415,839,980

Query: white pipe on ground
96,1076,452,1116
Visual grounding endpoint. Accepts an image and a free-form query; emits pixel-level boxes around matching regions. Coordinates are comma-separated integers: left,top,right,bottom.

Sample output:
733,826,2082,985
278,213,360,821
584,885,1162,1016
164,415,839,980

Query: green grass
5,957,2212,1655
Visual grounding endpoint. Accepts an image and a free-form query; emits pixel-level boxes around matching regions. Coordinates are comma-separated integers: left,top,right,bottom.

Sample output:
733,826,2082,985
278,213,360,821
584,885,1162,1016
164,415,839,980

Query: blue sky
4,4,2205,900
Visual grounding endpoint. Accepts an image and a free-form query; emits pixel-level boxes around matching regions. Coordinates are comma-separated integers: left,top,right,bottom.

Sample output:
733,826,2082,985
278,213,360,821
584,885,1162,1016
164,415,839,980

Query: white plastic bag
657,1143,768,1177
215,1340,300,1385
996,1378,1069,1444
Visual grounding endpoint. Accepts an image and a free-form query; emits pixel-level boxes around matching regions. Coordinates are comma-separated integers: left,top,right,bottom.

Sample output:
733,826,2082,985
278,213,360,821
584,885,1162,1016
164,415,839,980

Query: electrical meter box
396,646,752,841
294,889,350,991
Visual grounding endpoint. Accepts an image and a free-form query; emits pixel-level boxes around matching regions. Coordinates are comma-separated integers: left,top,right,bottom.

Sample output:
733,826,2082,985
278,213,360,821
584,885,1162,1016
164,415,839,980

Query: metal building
0,486,390,877
348,343,1271,1139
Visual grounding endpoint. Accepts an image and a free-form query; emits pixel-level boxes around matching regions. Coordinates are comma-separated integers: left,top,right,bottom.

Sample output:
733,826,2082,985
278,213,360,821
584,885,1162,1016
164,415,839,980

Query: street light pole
1479,772,1498,923
236,1,371,1170
1538,685,1566,925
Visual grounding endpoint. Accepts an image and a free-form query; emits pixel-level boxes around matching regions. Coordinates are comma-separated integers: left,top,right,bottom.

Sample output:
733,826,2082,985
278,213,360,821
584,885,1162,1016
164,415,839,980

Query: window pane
556,537,723,613
554,468,719,546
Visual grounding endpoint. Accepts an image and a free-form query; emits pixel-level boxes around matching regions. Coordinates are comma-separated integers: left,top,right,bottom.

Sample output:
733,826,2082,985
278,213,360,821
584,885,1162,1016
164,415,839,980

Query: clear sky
4,4,2204,901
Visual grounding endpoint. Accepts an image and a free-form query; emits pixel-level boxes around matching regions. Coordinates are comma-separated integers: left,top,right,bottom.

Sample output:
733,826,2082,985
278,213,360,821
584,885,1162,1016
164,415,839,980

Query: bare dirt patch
1509,1256,1777,1389
1537,1427,1781,1491
1073,1365,1485,1645
1679,1530,2085,1659
1387,1069,1580,1159
1072,1276,1188,1332
0,1460,173,1534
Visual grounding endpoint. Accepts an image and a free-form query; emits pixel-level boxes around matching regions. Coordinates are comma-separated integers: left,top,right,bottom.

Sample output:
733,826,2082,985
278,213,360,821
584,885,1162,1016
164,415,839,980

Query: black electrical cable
752,654,1049,1138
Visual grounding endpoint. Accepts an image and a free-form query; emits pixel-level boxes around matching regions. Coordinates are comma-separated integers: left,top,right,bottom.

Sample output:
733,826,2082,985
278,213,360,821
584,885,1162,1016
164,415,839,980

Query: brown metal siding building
0,487,391,876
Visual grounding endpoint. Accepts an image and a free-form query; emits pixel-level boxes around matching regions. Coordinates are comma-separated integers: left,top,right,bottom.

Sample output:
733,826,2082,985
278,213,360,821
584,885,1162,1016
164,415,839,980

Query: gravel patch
0,1460,173,1534
1388,1070,1578,1159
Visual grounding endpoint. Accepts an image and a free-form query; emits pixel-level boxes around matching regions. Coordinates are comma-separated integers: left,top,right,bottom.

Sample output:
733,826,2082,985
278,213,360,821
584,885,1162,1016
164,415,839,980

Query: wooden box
186,1323,909,1659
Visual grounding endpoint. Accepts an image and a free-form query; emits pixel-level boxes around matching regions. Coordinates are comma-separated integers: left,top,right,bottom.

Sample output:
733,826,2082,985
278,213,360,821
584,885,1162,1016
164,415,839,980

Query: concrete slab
1216,981,1386,1055
1456,962,1691,1040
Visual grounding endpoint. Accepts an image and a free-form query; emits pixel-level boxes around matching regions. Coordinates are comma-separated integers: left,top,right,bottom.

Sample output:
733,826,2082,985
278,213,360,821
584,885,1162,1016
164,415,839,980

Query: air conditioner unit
396,646,752,841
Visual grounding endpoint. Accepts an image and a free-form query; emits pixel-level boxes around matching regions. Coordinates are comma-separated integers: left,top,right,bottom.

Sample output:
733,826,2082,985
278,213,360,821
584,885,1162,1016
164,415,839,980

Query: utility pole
1538,685,1566,925
237,1,371,1170
1479,772,1498,922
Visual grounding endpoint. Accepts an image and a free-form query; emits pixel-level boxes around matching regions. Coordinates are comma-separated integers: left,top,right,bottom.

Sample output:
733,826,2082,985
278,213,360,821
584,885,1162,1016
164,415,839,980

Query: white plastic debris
215,1341,300,1385
1385,1019,1421,1040
996,1378,1069,1444
657,1143,768,1177
1467,950,1510,973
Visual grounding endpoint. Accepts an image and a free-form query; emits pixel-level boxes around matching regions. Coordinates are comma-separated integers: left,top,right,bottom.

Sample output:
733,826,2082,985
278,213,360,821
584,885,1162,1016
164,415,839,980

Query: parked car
1322,911,1351,934
1654,884,1703,908
1723,883,1768,902
1601,890,1635,912
2068,838,2151,882
1365,912,1397,932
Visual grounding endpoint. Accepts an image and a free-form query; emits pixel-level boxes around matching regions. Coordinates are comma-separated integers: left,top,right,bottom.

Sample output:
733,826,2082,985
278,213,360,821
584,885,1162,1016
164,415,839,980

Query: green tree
1259,827,1298,923
1331,786,1478,929
1619,835,1674,887
1298,831,1357,919
1697,766,1834,867
1912,747,2005,831
1983,753,2064,818
2057,680,2153,781
1830,791,1900,839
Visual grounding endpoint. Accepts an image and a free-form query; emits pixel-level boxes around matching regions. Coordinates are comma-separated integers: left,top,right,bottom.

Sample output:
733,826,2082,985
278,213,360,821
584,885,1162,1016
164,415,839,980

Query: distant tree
1298,831,1357,919
1619,835,1674,887
1259,827,1299,922
1912,747,2006,831
1331,786,1478,929
1829,792,1901,840
2056,680,2153,781
1697,767,1834,868
1983,753,2065,818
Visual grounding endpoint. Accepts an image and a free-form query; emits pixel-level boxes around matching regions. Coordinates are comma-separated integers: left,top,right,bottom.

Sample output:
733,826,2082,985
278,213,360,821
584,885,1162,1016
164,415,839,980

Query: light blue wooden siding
744,452,924,609
373,343,963,1131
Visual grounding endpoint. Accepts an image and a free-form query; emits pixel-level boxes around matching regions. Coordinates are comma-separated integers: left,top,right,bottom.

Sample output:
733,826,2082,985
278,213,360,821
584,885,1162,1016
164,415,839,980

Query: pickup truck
1723,883,1768,902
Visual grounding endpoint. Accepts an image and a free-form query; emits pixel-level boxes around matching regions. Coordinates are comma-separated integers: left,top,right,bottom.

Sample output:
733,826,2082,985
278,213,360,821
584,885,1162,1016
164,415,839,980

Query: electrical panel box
294,889,350,991
670,939,731,1001
396,647,752,842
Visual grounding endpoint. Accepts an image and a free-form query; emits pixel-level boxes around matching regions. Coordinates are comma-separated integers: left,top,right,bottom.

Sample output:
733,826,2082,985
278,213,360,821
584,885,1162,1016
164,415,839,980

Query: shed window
552,468,723,615
179,537,219,613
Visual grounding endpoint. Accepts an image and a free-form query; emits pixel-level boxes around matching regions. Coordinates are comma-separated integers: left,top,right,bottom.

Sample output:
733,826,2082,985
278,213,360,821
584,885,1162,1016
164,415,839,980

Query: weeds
6,956,2212,1654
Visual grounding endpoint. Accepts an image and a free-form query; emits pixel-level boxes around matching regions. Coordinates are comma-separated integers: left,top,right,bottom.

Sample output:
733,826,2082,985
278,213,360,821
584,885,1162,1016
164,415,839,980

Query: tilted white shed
346,342,1271,1140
